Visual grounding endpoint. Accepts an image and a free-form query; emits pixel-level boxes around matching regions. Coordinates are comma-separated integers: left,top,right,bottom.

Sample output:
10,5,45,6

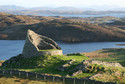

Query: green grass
72,73,95,78
0,74,61,84
67,54,89,62
1,54,89,77
91,48,125,66
1,48,125,83
19,54,88,76
90,66,125,84
38,49,59,51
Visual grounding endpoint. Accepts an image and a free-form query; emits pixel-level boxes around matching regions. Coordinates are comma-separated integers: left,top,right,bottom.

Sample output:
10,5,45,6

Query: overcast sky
0,0,125,8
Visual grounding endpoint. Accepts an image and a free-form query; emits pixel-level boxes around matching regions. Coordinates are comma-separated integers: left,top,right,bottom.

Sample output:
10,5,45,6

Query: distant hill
0,12,125,43
55,7,83,11
1,5,125,15
0,5,27,11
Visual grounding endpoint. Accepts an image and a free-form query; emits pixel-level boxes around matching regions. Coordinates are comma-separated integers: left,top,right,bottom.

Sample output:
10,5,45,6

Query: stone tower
22,29,63,58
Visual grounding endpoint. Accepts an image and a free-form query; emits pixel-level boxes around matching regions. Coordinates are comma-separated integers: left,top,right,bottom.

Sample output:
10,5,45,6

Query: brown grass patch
82,50,115,59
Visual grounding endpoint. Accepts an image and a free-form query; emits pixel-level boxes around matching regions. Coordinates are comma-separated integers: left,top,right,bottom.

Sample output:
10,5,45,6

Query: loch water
0,40,125,60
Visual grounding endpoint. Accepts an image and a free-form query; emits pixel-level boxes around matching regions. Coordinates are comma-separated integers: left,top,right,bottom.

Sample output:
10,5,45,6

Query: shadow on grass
29,61,69,76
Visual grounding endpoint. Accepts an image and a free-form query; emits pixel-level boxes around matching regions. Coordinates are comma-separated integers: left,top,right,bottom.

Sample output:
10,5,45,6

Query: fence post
36,73,38,79
3,70,5,74
49,76,50,84
53,76,55,83
74,78,75,84
53,76,55,82
84,79,86,84
19,72,21,77
10,71,12,76
63,77,65,84
26,72,28,78
44,74,46,80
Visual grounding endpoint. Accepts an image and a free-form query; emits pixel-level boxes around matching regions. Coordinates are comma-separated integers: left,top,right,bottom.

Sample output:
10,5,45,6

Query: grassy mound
1,54,89,76
1,51,125,83
71,63,125,83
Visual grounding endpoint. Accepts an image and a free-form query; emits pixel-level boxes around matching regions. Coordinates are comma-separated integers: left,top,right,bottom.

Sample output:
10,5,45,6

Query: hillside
1,5,125,15
0,12,125,42
1,51,125,83
0,5,26,11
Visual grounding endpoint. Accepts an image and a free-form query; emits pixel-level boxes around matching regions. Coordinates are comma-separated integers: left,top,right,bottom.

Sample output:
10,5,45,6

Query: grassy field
81,48,125,83
0,74,62,84
1,54,89,77
19,54,89,77
0,48,125,83
82,48,125,66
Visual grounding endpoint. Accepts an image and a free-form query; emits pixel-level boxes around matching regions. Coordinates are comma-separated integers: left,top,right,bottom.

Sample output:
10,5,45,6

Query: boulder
72,70,83,76
57,59,75,71
22,29,63,58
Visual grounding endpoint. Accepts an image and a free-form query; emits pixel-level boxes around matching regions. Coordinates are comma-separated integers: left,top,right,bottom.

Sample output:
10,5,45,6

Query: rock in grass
82,60,123,68
69,60,123,75
57,59,75,71
72,70,83,76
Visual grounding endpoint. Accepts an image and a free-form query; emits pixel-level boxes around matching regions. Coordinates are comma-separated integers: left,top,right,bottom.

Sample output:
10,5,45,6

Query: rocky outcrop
57,59,75,71
22,29,63,58
73,60,123,73
82,60,122,68
58,60,123,76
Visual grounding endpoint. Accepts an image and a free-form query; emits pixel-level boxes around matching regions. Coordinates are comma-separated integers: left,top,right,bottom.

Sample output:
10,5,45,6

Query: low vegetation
90,66,125,84
1,54,89,77
79,48,125,83
1,48,125,84
83,48,125,66
1,12,125,42
0,74,59,84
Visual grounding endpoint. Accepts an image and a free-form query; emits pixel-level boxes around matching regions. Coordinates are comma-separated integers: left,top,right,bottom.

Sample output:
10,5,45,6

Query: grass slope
82,48,125,83
1,48,125,83
83,48,125,66
0,74,59,84
1,54,89,77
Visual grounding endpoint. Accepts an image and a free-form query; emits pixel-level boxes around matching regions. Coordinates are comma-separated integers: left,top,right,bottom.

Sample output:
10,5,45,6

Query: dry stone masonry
82,60,123,68
70,60,123,75
22,29,63,58
57,59,123,76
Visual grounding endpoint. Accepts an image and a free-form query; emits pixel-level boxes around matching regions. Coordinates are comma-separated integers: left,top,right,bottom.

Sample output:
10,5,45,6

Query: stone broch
22,29,63,58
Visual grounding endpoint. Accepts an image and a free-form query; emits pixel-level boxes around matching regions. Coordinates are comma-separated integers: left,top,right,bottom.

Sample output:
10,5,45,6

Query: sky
0,0,125,8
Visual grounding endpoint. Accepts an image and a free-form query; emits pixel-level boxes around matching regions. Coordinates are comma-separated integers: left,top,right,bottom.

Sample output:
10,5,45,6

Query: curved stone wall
39,50,63,56
22,30,63,58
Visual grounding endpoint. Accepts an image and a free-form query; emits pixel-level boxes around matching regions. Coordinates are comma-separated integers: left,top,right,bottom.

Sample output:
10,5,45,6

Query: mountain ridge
1,5,125,15
0,12,125,43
